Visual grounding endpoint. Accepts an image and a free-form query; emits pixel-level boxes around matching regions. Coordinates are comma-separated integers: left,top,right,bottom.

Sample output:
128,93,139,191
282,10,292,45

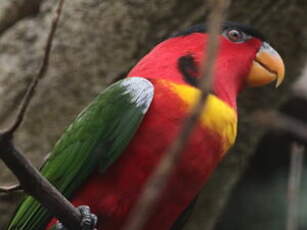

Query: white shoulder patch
120,77,154,114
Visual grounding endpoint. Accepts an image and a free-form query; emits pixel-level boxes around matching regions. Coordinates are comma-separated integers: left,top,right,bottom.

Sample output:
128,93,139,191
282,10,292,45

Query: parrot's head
128,22,285,108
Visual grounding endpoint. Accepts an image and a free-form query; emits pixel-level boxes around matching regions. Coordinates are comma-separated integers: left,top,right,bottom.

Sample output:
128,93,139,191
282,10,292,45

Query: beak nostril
260,42,281,57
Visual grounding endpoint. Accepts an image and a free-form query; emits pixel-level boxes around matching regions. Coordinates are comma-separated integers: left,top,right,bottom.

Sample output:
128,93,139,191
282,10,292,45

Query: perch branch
0,0,83,229
0,139,81,229
123,1,230,230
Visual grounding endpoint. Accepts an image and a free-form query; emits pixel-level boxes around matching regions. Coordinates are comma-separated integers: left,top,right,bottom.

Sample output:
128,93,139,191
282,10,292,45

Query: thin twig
0,184,22,194
7,0,64,134
253,110,307,142
287,142,304,230
0,0,83,229
254,111,307,230
0,138,81,229
123,1,230,230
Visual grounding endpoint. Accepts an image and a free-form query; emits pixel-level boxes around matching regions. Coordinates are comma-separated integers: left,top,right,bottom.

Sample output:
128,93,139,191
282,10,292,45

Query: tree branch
0,136,81,229
7,0,63,134
123,1,230,230
253,110,307,142
0,0,83,229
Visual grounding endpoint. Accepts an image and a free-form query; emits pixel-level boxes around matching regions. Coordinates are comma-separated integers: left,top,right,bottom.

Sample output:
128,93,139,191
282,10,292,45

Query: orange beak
247,42,285,87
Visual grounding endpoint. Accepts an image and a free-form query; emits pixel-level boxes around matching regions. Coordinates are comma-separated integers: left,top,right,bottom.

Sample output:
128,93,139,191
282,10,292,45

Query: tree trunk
0,0,307,229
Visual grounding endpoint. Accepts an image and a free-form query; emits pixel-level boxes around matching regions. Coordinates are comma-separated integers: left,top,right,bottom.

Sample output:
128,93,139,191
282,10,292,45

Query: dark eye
225,29,249,43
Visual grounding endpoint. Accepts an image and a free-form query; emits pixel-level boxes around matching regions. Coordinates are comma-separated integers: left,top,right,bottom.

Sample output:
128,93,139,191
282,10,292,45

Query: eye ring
226,29,244,42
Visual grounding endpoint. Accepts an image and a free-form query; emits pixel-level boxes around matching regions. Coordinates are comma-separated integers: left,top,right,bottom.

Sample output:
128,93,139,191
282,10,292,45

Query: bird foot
55,205,98,230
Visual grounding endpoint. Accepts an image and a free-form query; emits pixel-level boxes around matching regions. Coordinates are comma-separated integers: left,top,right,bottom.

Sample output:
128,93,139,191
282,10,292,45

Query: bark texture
1,0,307,229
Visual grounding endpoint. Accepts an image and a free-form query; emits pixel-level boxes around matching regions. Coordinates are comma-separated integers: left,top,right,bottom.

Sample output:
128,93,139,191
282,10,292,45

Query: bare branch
123,1,230,230
287,143,304,230
0,137,81,229
253,110,307,142
7,0,64,134
0,0,84,229
254,110,307,230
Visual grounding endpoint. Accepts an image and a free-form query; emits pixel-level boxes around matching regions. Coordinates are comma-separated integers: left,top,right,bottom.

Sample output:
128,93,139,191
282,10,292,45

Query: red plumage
47,79,223,230
46,27,269,230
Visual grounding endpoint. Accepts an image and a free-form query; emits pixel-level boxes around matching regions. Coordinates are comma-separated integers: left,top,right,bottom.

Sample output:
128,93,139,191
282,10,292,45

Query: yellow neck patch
164,80,237,154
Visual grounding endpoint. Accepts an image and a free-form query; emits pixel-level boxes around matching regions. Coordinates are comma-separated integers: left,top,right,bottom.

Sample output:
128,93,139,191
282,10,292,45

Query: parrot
7,22,285,230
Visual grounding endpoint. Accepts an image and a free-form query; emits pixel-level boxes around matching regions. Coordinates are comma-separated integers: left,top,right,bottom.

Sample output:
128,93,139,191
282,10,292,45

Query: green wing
7,77,154,230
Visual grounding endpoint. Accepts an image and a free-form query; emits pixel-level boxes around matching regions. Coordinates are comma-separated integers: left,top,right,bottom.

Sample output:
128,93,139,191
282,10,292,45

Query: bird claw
55,205,98,230
79,205,98,230
55,222,66,230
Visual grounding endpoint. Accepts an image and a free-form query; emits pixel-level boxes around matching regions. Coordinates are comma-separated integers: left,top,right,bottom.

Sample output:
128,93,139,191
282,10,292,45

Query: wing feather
7,77,154,230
